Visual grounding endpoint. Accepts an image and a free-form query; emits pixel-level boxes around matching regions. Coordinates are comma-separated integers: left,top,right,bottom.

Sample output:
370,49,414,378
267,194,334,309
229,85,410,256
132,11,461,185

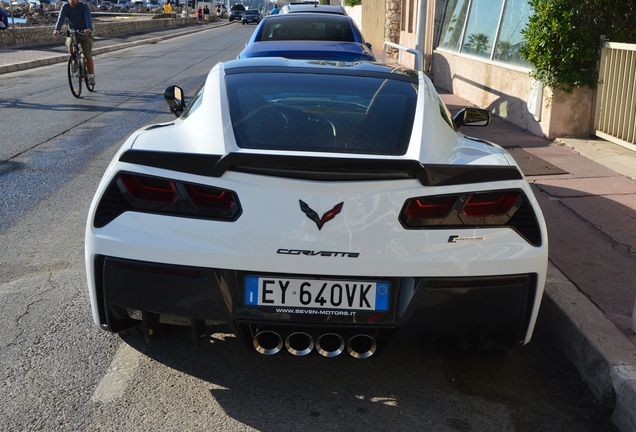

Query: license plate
244,276,389,311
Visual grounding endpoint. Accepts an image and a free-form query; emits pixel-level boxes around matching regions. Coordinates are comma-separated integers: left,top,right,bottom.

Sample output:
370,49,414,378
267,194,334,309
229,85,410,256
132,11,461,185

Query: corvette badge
299,200,343,230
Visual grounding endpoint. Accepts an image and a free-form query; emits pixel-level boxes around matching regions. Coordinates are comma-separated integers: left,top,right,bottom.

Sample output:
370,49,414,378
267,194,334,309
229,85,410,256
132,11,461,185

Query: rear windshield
226,72,417,155
259,16,356,41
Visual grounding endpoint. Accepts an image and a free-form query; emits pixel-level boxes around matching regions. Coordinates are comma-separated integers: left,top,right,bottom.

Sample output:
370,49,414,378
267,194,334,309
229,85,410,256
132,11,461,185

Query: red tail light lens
459,191,522,225
119,175,178,208
462,191,521,217
403,196,457,226
183,184,239,217
95,173,242,227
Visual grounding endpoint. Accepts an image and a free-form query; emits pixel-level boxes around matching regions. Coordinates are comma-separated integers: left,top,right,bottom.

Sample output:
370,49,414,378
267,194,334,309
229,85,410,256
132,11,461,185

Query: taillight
403,196,458,226
183,184,239,218
94,173,241,227
400,190,541,246
118,174,179,211
460,191,521,225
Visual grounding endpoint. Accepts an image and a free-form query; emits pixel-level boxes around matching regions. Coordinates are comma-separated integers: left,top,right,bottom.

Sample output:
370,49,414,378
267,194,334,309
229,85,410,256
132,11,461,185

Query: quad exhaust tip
316,333,346,358
253,330,377,358
285,332,314,356
347,334,377,359
253,330,283,355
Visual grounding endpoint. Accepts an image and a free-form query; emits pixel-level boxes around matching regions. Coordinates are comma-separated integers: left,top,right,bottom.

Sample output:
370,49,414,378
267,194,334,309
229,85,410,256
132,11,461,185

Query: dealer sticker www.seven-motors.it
244,277,389,311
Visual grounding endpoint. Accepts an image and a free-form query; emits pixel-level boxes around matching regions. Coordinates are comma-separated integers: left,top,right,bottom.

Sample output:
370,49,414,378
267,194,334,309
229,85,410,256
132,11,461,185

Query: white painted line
92,343,143,403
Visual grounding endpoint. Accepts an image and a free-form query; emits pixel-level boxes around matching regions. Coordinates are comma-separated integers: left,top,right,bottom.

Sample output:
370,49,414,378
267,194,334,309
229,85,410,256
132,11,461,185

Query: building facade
353,0,596,139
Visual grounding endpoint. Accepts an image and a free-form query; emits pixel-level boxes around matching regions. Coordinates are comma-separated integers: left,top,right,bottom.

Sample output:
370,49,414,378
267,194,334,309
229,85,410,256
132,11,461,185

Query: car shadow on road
119,324,616,431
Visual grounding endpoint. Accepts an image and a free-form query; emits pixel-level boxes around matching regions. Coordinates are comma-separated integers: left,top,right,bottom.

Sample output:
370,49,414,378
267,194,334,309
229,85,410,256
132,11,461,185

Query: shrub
521,0,636,92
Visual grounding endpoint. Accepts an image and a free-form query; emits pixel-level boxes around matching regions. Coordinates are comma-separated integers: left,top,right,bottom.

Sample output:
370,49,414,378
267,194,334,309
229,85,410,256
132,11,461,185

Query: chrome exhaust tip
253,331,283,355
315,333,345,357
285,332,314,356
347,334,377,359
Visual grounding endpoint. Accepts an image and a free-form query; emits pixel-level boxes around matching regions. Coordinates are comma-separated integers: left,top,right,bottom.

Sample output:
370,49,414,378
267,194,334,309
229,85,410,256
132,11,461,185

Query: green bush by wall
521,0,636,93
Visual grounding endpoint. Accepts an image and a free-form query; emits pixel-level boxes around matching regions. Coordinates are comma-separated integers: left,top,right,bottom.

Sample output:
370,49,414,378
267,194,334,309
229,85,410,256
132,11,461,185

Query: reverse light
400,190,541,246
94,173,241,227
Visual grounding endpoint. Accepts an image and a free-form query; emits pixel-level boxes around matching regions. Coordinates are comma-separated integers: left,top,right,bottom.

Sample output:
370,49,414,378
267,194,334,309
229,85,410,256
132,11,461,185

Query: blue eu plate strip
375,282,389,311
245,276,258,305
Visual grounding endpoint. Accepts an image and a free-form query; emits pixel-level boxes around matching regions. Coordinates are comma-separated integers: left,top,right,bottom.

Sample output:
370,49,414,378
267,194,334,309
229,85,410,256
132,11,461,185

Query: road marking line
92,343,142,403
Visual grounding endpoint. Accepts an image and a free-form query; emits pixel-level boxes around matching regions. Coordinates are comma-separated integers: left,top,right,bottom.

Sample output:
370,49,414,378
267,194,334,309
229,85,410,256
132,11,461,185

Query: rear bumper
94,255,539,352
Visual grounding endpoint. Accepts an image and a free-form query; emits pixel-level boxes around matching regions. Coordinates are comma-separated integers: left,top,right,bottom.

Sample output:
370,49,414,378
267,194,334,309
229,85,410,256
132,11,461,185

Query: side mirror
164,85,186,117
366,42,372,50
452,107,490,129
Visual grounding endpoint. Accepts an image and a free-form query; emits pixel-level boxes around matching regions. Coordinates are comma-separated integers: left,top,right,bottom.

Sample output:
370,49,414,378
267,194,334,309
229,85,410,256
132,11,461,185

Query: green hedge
520,0,636,92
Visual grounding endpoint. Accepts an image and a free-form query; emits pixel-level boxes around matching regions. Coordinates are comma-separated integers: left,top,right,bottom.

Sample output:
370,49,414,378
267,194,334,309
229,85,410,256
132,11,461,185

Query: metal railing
382,41,423,72
594,41,636,151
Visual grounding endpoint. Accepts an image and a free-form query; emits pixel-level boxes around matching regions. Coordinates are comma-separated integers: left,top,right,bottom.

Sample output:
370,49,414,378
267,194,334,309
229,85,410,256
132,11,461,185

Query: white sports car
85,57,548,358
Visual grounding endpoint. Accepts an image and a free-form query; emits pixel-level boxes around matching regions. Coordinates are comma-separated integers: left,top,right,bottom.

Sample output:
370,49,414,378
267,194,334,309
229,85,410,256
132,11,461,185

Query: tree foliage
520,0,636,92
344,0,361,6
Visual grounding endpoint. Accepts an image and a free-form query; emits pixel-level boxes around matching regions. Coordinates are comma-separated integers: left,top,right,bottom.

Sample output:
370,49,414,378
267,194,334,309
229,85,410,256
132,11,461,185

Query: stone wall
0,16,198,47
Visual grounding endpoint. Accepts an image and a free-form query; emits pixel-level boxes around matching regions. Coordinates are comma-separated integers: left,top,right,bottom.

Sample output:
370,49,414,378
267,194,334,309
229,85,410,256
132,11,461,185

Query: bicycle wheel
82,57,95,92
68,54,82,98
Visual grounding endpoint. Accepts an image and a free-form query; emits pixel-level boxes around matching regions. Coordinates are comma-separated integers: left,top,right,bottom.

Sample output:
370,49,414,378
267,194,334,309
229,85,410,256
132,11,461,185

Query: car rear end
86,60,547,357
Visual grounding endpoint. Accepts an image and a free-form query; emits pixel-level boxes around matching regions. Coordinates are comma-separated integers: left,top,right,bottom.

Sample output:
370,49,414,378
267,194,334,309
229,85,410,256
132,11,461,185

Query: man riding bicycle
53,0,95,85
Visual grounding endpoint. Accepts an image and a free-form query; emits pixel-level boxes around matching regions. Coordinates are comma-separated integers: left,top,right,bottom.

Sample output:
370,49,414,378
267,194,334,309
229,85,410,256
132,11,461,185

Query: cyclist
53,0,96,85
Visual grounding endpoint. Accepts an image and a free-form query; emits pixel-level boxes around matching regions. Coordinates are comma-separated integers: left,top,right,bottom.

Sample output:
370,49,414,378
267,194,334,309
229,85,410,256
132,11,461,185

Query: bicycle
66,29,95,98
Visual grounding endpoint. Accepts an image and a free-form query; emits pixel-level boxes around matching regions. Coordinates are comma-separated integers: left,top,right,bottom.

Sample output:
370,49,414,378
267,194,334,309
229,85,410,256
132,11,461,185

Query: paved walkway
1,27,635,431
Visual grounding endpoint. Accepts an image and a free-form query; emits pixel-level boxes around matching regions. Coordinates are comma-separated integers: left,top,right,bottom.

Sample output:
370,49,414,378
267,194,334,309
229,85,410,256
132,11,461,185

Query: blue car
237,13,375,62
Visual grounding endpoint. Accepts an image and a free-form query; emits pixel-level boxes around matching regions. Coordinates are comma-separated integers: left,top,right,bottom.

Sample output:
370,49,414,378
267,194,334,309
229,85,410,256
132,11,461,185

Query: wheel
242,21,245,25
81,57,95,92
67,54,82,98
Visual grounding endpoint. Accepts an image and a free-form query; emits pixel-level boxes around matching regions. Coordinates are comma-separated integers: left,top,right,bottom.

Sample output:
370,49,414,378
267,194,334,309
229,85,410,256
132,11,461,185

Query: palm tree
464,33,490,54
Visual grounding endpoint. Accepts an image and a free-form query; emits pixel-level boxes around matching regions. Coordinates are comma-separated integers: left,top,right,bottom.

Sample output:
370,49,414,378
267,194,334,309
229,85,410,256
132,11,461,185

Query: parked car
145,0,159,9
237,13,375,62
113,0,131,10
98,0,112,10
228,3,244,21
241,8,261,25
280,3,346,14
84,56,548,358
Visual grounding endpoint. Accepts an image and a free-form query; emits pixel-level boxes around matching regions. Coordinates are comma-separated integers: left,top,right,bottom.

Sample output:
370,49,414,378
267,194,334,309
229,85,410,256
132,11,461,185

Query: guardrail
382,41,423,72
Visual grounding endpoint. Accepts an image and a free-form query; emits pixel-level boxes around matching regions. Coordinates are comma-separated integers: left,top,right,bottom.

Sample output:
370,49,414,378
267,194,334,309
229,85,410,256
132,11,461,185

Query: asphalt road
0,24,619,431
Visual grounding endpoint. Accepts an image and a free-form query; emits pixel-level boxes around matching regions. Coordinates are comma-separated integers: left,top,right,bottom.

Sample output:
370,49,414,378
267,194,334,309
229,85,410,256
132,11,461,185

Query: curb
0,23,226,75
539,262,636,432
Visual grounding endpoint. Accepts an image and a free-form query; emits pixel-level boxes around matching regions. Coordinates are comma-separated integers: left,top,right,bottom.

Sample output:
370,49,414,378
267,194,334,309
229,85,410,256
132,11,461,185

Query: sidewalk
1,30,635,431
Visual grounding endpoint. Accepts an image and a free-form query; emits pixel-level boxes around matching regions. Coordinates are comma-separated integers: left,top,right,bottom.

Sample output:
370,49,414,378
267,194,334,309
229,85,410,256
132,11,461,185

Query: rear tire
67,54,82,98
